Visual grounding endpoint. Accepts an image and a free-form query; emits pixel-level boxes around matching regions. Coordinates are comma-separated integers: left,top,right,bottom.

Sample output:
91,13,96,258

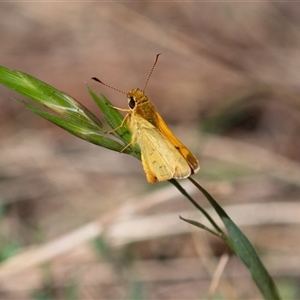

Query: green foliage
0,240,20,263
128,281,145,300
91,236,114,261
180,177,280,300
0,65,139,157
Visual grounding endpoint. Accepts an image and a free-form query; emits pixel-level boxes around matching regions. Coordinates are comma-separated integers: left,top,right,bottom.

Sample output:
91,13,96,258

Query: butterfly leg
120,140,135,153
107,104,130,112
106,113,129,134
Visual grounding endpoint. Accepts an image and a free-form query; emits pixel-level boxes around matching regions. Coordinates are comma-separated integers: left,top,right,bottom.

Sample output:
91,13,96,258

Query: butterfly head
127,89,149,110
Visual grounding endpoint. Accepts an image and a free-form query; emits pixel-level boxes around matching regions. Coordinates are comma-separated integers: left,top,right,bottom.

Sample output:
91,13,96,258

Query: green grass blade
0,65,136,153
179,216,220,237
169,178,225,236
0,65,103,129
88,87,140,158
21,100,124,152
189,177,281,300
87,87,131,143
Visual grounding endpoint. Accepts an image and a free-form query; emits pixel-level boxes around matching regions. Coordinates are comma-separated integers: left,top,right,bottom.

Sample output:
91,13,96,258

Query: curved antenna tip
91,77,102,83
92,77,126,95
143,53,161,91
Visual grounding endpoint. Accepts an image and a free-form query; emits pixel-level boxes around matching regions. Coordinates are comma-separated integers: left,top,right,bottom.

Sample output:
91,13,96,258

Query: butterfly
92,54,199,183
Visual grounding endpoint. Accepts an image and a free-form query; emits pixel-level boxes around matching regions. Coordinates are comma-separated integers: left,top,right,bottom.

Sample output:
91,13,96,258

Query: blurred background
1,2,300,299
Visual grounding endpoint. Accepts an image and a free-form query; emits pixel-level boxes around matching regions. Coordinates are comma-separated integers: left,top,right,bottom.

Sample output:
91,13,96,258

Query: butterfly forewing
155,112,200,173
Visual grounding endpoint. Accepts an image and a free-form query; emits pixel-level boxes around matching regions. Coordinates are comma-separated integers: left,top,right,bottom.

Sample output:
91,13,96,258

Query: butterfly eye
128,96,136,109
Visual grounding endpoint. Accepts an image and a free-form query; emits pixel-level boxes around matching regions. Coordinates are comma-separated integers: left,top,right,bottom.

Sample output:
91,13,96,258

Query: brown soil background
0,2,300,299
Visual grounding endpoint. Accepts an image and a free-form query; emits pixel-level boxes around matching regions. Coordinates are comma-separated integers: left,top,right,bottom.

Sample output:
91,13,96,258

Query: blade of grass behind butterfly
88,87,140,158
20,100,125,152
87,87,131,143
0,65,138,156
0,65,103,129
188,177,281,300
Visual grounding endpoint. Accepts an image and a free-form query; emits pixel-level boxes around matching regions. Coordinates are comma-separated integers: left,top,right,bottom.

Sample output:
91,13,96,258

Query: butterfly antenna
92,77,126,94
143,53,161,91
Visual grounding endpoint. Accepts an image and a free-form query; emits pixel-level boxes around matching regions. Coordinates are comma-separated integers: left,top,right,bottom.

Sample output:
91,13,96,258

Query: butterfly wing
155,113,200,174
132,116,191,183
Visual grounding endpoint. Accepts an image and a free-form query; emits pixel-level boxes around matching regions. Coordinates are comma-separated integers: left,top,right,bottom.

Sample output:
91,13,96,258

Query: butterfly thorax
127,88,158,127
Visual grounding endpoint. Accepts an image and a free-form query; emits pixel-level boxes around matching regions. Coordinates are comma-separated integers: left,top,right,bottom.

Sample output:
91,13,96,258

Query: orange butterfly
93,54,199,183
